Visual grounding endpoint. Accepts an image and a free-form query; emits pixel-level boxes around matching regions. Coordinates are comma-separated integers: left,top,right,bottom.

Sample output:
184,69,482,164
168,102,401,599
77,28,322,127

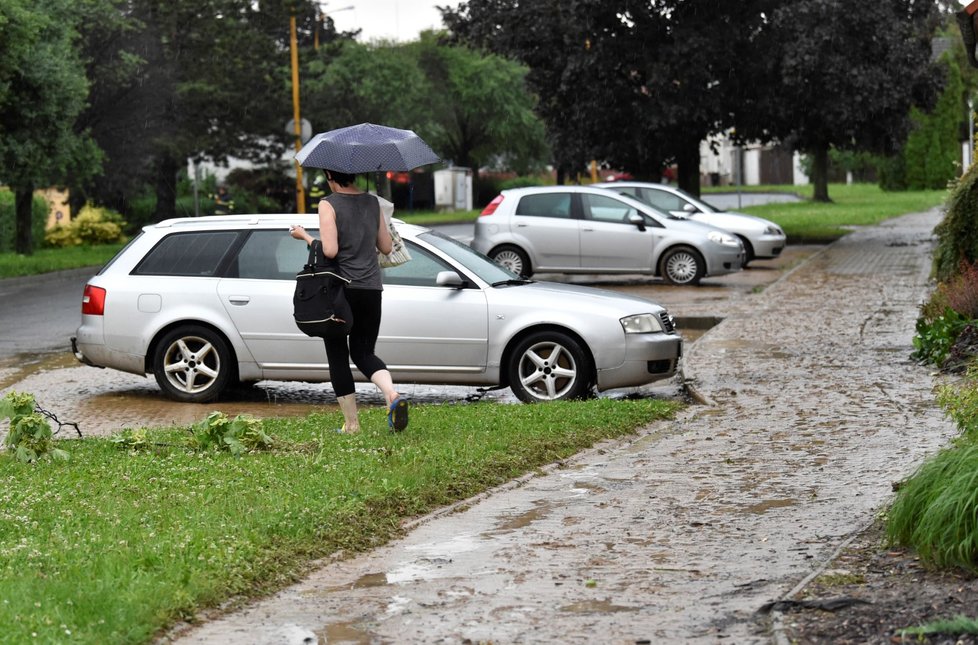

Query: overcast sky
325,1,462,43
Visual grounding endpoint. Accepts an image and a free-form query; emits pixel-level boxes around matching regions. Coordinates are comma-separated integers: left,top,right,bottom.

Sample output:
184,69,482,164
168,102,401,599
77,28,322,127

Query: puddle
559,599,640,614
491,503,553,532
743,498,798,515
318,620,371,644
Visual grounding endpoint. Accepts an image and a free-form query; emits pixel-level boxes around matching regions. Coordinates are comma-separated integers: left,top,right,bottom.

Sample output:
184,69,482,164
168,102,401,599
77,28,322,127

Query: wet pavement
157,208,958,644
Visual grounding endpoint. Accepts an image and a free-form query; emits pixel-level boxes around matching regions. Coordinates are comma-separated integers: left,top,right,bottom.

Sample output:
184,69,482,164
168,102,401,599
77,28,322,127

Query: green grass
886,439,978,572
0,243,126,279
396,208,481,226
738,183,948,243
0,398,678,644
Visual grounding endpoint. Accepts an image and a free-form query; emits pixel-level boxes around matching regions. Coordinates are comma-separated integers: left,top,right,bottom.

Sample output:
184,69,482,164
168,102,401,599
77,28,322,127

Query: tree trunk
152,153,180,221
811,145,831,202
675,140,701,197
14,187,35,256
556,164,567,186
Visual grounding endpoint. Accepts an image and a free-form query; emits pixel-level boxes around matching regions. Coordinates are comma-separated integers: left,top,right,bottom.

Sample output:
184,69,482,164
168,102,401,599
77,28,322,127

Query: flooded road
160,211,959,644
0,247,807,438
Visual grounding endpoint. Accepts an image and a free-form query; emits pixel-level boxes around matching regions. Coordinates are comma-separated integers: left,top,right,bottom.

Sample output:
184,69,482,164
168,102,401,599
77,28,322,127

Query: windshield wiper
491,278,534,287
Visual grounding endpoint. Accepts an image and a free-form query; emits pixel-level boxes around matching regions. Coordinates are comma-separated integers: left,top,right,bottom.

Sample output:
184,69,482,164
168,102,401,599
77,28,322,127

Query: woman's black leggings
323,287,387,397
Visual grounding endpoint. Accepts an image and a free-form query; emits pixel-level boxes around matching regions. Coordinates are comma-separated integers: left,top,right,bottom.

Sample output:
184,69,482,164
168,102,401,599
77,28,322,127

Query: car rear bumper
71,333,145,376
596,332,682,391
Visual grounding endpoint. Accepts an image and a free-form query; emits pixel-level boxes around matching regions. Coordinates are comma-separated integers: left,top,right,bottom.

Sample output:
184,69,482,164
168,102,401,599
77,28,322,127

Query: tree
412,33,548,174
744,0,942,202
0,0,100,254
302,34,548,178
442,0,599,182
902,53,964,190
443,0,776,193
71,0,354,222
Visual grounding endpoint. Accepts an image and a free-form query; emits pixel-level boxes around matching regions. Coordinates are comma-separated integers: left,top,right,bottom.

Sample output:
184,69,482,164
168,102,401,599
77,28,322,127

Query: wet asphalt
162,208,958,644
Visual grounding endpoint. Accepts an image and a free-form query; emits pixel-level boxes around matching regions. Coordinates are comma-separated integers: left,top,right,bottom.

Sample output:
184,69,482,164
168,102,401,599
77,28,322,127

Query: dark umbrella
295,123,441,173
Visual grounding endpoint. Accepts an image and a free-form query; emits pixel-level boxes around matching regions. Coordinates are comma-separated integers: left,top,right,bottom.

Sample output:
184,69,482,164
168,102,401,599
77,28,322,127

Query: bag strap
306,239,325,267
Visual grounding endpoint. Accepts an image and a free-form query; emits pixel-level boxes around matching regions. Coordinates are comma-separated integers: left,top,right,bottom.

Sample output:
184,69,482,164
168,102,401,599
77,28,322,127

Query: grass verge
0,397,678,644
0,244,125,279
739,183,948,243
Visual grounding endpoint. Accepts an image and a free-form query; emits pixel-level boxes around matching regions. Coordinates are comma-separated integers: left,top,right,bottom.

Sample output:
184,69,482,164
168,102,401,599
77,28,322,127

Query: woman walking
290,170,408,433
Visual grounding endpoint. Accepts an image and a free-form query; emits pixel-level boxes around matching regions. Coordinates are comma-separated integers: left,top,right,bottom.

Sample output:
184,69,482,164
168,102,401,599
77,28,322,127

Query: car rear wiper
491,278,534,287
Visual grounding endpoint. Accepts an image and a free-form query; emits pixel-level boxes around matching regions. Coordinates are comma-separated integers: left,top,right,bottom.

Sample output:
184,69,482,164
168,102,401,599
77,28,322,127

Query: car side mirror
627,213,646,232
683,203,698,213
436,270,466,288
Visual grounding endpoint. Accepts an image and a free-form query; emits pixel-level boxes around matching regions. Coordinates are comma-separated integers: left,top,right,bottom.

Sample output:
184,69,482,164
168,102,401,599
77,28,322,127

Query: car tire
153,325,233,403
737,235,755,267
490,245,532,277
507,331,593,403
660,246,705,286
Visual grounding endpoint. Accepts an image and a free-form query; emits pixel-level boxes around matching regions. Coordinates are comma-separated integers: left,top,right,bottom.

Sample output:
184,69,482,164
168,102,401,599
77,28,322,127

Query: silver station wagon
471,185,745,285
72,215,682,404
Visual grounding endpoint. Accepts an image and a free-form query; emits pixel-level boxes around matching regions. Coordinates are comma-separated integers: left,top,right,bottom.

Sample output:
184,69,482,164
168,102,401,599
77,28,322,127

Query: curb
0,266,99,288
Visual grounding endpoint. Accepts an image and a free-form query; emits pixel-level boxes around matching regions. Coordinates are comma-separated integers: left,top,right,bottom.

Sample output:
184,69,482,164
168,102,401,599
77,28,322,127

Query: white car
71,215,682,404
471,185,745,285
595,181,786,264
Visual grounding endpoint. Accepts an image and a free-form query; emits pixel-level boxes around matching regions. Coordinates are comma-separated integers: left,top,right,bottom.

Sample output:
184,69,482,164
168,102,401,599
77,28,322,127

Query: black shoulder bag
293,240,353,338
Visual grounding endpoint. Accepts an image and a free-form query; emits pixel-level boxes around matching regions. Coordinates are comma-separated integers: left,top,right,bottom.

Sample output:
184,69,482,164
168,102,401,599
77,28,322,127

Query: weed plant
887,439,978,571
912,261,978,368
899,615,978,639
0,398,677,644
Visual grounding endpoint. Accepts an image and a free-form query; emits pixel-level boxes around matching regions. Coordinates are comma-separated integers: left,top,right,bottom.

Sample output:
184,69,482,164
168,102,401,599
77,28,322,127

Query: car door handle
581,226,594,231
228,296,250,305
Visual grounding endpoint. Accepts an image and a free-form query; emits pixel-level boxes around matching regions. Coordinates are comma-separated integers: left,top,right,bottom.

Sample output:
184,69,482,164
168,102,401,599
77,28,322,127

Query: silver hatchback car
72,214,682,404
471,185,745,285
595,181,786,265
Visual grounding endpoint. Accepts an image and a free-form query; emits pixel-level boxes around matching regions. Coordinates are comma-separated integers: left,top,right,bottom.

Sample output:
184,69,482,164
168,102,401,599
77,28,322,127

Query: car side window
515,193,573,219
582,194,637,224
640,188,685,213
233,230,307,280
383,241,459,287
134,231,238,276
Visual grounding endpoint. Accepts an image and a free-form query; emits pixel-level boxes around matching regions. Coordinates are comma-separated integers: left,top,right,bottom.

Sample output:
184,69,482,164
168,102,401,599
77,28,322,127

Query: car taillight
481,195,504,216
82,285,106,316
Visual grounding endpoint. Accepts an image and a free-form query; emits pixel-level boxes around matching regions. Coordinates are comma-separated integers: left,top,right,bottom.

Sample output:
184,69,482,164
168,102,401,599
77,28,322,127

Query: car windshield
419,231,528,286
694,196,722,213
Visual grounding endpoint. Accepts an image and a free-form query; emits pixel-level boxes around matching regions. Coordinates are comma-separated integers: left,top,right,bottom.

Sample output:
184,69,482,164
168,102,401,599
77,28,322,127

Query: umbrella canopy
295,123,441,173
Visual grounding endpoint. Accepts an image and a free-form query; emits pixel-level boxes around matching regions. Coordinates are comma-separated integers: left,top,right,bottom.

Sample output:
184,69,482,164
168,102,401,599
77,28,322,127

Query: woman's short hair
326,170,356,187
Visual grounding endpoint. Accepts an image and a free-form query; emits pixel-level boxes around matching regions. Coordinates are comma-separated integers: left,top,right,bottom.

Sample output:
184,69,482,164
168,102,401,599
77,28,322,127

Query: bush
912,261,978,369
0,190,50,253
44,203,127,247
934,164,978,284
887,440,978,571
912,307,969,366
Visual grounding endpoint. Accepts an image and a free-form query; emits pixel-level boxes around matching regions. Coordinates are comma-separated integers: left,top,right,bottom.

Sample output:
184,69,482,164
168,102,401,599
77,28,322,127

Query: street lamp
289,3,353,213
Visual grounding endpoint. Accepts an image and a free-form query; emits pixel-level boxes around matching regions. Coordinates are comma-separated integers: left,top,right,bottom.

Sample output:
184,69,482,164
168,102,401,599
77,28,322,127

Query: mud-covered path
163,209,956,644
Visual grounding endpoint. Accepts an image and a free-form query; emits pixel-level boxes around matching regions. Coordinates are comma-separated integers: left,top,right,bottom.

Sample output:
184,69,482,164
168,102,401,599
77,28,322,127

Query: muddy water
1,246,813,439
0,349,691,439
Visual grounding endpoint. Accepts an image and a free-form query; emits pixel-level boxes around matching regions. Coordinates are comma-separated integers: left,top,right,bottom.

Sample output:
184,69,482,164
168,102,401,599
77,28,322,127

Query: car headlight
707,230,740,247
620,313,664,334
765,225,783,235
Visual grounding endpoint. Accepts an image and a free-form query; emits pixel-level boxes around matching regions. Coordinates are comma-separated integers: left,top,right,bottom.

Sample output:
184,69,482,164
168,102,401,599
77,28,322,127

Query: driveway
162,209,955,644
